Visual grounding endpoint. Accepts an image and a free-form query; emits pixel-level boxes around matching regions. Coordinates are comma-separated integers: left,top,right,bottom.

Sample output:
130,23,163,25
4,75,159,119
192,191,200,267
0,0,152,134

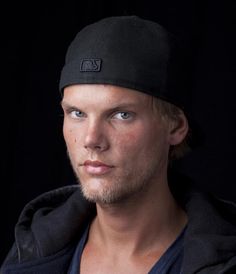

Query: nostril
84,139,109,152
84,144,103,150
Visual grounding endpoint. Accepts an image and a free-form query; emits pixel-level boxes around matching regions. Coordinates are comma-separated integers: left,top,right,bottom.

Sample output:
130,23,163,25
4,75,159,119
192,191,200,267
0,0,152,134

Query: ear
168,111,189,146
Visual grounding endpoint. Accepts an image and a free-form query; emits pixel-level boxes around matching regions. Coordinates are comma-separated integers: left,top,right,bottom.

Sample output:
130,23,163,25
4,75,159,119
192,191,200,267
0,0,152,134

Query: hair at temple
154,98,191,161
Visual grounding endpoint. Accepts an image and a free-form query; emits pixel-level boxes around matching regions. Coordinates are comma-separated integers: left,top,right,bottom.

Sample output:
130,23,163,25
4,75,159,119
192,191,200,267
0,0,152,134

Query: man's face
61,84,172,204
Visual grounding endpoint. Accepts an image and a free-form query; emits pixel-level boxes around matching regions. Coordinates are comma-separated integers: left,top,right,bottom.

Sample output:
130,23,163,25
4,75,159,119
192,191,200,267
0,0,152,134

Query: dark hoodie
1,179,236,274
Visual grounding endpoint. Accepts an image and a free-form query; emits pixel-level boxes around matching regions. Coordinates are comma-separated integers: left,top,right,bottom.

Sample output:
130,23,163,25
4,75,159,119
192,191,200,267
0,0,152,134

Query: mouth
82,160,114,175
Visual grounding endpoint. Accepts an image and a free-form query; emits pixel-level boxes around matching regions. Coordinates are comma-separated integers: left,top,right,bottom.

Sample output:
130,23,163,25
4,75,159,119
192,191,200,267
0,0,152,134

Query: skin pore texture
61,84,189,274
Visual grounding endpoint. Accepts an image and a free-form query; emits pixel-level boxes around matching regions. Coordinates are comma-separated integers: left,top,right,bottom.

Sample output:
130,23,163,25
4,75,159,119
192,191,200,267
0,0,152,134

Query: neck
89,176,187,255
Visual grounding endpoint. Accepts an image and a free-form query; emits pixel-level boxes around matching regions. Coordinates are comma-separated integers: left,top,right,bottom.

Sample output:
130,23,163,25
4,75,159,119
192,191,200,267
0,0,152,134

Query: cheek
113,128,147,155
115,124,168,160
63,123,80,149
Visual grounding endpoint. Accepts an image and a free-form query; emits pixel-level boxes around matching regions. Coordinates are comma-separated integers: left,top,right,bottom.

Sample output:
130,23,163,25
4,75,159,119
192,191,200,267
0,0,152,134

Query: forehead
62,84,154,108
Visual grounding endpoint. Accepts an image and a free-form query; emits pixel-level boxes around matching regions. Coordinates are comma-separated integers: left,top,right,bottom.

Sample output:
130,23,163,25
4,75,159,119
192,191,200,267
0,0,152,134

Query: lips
83,160,113,175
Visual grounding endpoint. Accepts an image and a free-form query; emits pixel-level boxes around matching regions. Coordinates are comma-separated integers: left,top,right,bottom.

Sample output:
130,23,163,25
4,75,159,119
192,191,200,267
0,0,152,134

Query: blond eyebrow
107,102,141,109
60,101,83,110
60,101,73,108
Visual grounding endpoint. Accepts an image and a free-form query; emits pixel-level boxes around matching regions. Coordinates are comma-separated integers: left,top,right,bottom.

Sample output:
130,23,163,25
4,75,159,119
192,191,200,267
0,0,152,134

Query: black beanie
59,15,202,146
59,15,191,111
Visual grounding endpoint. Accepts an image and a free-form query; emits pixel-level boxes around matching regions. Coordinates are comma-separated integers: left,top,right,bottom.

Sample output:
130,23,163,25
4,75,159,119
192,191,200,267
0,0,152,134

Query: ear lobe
168,113,189,146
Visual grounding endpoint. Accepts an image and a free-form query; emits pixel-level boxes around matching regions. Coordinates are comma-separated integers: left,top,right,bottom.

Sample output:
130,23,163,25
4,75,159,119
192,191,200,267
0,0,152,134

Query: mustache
65,149,113,167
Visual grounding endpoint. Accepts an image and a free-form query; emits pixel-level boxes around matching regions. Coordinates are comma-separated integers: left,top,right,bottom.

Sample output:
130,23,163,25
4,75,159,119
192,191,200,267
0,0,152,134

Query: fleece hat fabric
59,15,203,146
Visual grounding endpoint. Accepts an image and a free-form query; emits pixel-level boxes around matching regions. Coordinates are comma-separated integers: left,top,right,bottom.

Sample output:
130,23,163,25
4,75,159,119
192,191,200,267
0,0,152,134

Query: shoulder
1,185,95,271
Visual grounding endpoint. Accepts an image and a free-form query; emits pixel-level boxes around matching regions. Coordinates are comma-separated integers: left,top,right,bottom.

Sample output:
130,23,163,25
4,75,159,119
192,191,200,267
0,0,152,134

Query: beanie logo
80,59,102,72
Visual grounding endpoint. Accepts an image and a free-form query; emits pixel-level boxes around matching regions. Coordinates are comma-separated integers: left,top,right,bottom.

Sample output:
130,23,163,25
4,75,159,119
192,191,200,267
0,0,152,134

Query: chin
80,183,145,205
79,182,123,204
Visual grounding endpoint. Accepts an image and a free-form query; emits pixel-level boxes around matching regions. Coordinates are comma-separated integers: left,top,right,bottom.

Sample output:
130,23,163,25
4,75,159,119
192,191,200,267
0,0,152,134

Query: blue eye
114,112,132,120
70,110,85,118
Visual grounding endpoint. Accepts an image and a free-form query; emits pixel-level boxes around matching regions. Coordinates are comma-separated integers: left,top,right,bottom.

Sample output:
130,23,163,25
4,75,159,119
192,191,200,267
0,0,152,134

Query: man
1,15,236,274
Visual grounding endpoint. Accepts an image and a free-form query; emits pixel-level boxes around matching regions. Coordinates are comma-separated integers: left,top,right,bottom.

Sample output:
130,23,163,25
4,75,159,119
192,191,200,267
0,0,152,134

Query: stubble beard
66,147,167,205
74,162,164,205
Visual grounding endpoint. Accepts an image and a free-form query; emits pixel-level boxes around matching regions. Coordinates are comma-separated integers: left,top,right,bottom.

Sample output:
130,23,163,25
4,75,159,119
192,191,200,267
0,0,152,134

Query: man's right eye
70,110,85,119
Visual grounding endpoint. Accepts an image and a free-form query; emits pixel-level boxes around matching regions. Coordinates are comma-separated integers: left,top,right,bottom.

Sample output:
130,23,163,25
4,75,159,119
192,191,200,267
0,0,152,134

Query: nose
84,119,109,152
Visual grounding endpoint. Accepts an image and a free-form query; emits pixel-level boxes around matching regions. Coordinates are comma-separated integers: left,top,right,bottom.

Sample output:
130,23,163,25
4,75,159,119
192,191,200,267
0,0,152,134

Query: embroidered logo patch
80,59,102,72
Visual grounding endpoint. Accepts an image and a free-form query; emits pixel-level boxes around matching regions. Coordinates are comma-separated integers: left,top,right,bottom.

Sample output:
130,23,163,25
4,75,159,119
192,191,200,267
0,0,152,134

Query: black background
1,0,236,263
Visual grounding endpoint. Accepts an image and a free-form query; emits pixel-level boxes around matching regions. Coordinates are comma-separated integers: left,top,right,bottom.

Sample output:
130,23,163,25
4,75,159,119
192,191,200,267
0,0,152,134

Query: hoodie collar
14,181,236,273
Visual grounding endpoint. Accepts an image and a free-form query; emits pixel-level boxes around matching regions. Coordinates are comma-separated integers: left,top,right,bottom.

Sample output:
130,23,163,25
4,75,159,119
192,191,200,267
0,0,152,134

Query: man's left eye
113,112,132,120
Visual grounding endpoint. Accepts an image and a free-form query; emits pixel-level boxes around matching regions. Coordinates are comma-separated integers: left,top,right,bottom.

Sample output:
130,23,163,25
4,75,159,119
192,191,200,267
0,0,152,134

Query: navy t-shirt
68,224,186,274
